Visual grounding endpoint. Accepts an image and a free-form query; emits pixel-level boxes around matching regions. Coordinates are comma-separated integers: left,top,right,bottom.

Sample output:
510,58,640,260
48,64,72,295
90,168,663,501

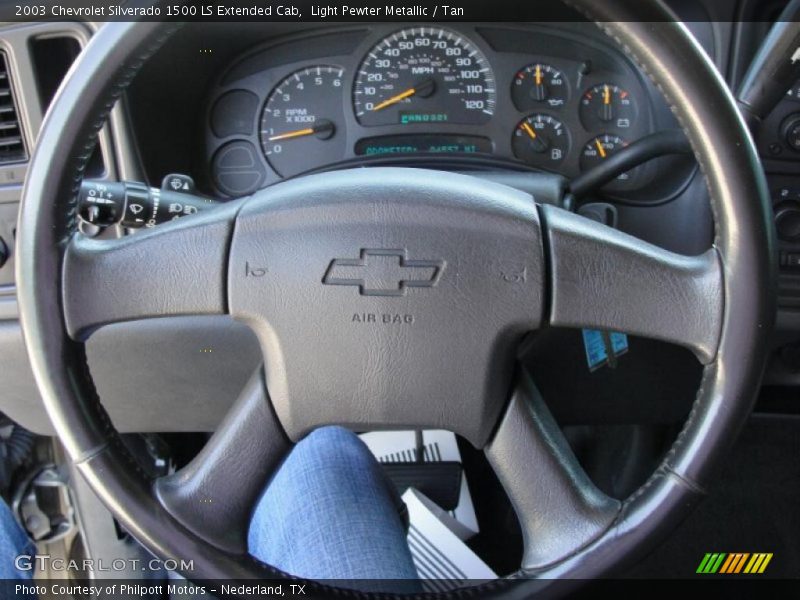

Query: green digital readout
399,112,449,125
355,135,492,157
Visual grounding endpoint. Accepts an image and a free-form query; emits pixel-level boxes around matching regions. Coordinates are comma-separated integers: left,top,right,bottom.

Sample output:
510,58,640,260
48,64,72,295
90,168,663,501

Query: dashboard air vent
0,53,26,164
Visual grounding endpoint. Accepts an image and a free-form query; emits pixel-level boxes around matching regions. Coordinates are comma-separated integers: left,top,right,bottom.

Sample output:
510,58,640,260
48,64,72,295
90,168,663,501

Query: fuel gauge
512,114,570,168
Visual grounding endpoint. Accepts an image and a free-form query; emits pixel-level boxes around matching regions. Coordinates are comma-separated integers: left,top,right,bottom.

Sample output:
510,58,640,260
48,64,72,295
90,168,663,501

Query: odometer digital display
399,111,449,124
355,134,492,156
353,27,496,127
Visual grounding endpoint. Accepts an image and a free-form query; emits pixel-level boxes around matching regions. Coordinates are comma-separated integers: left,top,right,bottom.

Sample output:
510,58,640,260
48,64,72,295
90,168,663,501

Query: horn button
228,169,544,447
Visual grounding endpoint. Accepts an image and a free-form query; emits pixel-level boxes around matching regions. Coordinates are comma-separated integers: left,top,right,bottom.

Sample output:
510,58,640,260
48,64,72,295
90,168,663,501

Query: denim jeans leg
0,496,34,580
248,426,420,592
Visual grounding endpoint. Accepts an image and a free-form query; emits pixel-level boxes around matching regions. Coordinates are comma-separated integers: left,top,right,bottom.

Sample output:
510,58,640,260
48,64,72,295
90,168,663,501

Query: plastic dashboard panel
203,23,695,203
0,316,262,435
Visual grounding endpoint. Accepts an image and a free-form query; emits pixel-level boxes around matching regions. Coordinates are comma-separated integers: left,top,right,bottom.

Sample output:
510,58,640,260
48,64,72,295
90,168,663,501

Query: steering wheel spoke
486,371,620,570
62,202,240,339
542,205,724,363
155,368,291,554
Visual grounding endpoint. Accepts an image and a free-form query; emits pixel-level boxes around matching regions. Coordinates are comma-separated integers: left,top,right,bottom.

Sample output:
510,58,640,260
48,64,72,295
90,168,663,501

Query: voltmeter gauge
580,84,636,131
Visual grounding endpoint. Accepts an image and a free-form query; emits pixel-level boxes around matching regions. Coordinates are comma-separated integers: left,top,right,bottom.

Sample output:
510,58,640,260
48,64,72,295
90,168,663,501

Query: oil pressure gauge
512,63,569,111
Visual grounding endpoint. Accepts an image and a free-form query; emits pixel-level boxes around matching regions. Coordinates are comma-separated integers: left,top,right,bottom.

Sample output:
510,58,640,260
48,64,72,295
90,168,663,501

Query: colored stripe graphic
697,552,772,574
744,553,773,574
719,553,749,573
697,553,726,573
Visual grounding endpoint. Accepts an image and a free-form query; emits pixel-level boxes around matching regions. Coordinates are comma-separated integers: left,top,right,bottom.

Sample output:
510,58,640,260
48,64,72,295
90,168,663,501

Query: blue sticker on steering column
582,329,608,371
609,331,629,357
582,329,629,371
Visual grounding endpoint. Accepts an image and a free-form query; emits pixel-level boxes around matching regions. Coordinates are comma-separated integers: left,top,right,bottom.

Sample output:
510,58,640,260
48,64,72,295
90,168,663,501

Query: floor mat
624,414,800,578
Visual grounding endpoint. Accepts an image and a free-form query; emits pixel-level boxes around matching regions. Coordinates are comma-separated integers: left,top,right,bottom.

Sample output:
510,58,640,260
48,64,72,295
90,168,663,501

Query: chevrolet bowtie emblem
323,249,444,296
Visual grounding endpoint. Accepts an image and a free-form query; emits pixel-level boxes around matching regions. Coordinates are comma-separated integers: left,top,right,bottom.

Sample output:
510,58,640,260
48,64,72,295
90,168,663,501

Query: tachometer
260,66,346,177
353,27,496,127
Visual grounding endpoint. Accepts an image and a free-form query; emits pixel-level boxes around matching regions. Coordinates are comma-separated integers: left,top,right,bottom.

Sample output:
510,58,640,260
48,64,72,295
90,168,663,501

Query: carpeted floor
624,414,800,578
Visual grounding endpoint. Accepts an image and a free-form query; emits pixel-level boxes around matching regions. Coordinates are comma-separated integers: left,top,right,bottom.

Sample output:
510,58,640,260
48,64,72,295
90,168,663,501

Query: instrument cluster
205,24,658,198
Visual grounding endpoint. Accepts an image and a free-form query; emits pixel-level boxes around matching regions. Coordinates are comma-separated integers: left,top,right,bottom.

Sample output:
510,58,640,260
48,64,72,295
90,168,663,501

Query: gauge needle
267,121,334,142
371,79,435,112
268,128,314,141
535,65,542,86
595,139,607,158
603,84,611,105
521,122,538,140
371,87,417,112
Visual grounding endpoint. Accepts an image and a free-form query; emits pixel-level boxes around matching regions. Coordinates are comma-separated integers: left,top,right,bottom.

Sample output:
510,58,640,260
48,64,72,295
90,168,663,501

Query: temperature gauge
580,84,636,131
787,81,800,101
580,134,638,187
512,114,570,167
512,63,570,111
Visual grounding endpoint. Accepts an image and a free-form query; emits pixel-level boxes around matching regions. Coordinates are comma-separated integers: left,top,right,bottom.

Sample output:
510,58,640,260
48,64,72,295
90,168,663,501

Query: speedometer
354,27,496,127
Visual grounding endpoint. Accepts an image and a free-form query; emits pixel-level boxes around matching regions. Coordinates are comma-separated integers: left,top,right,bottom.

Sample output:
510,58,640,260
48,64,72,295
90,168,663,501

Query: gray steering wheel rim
15,0,776,593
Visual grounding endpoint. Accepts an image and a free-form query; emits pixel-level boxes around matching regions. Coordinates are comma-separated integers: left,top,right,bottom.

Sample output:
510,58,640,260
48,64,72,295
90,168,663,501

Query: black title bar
0,0,793,23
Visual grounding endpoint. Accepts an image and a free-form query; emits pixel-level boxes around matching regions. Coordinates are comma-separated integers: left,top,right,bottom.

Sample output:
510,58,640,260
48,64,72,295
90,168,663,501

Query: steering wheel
16,0,776,593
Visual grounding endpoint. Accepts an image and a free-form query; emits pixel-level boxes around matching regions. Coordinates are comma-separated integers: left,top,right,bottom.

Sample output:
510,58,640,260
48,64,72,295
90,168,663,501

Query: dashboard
202,23,693,202
6,8,797,439
0,9,796,582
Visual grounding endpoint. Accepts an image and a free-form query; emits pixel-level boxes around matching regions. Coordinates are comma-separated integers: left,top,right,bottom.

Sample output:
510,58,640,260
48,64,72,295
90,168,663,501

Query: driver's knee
249,425,402,531
247,426,418,582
